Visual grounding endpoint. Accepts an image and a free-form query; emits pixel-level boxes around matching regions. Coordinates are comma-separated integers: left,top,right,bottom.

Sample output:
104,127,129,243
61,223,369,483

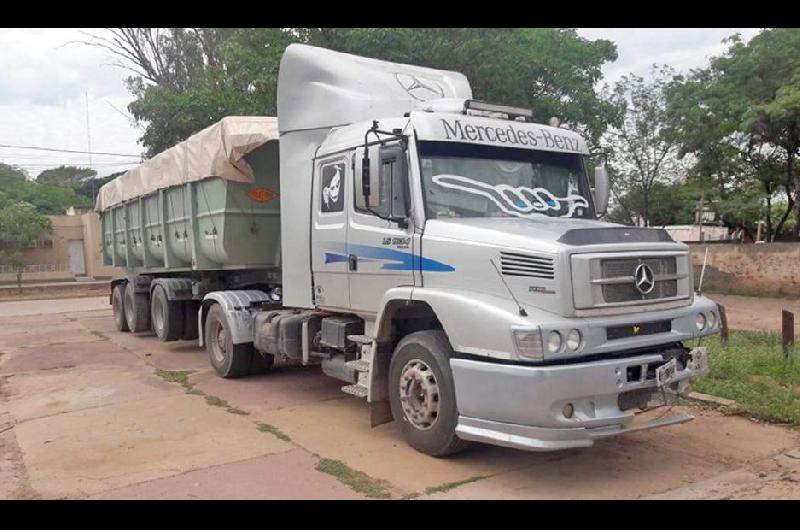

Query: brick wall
689,243,800,297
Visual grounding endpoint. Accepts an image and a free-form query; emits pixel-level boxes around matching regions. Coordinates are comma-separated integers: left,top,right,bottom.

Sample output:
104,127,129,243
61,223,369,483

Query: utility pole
85,91,95,205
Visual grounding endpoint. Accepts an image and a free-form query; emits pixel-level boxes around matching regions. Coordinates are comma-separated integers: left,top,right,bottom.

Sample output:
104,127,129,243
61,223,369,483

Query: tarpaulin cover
95,116,279,211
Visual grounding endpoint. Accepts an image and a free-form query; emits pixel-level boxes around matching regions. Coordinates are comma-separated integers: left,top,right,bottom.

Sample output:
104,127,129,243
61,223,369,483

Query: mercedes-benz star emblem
394,72,445,101
634,264,655,295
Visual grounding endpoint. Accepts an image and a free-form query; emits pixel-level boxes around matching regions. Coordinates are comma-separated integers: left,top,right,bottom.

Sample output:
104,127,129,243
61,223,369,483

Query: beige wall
689,243,800,297
0,212,124,284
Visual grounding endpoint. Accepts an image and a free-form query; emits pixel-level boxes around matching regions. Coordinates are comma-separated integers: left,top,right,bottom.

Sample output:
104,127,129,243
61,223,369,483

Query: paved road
0,297,798,499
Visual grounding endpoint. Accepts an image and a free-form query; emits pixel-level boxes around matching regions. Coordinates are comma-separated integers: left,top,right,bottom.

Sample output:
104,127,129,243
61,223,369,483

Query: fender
150,277,195,301
198,290,273,347
374,286,531,361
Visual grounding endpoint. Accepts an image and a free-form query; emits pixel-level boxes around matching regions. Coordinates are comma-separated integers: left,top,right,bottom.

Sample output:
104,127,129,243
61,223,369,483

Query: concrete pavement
0,296,799,499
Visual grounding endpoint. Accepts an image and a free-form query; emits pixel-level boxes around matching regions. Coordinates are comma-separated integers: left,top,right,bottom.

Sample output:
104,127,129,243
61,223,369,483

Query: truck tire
151,285,184,342
124,282,151,333
112,283,129,332
182,301,200,341
205,303,254,378
388,330,470,457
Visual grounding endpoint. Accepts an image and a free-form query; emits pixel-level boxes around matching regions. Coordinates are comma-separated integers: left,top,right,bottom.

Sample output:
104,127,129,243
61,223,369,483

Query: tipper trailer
98,44,718,456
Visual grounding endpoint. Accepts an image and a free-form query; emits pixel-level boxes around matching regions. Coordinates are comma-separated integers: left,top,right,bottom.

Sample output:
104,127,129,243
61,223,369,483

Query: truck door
348,144,415,315
311,156,350,310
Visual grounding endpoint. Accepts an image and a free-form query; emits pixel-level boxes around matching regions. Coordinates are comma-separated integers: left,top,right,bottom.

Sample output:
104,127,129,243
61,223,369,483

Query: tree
670,29,800,240
36,166,97,188
604,65,686,226
0,163,92,215
0,192,52,288
88,28,621,157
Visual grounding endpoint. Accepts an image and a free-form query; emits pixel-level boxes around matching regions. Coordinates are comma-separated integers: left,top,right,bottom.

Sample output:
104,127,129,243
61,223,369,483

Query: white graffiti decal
431,174,589,218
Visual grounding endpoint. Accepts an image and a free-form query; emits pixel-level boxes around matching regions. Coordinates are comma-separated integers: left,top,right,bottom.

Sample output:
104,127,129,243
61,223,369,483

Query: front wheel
389,330,470,457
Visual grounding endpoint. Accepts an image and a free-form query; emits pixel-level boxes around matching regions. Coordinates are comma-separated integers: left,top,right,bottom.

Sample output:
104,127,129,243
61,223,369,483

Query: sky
0,28,764,178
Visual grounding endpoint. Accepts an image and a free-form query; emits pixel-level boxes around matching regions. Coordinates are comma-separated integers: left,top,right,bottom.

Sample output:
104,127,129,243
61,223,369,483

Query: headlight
513,329,543,359
707,311,717,329
547,331,562,353
695,313,707,331
566,329,582,350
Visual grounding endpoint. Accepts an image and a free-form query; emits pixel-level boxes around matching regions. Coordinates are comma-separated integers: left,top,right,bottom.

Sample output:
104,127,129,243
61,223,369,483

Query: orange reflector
248,188,278,202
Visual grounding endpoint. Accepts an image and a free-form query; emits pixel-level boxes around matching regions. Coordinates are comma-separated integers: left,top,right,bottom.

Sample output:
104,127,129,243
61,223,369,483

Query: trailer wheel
205,304,253,378
123,282,151,333
151,285,184,342
388,330,470,457
112,283,129,332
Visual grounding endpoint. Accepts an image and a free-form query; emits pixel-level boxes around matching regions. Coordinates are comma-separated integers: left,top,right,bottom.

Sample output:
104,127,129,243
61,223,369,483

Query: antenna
490,259,527,317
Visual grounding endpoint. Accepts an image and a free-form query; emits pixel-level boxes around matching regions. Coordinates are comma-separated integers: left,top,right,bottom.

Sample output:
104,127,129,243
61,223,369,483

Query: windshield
418,141,594,220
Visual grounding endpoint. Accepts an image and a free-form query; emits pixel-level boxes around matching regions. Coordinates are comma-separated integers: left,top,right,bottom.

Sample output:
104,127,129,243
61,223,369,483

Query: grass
692,331,800,425
256,423,292,442
155,369,191,386
155,369,249,416
315,458,391,499
423,476,486,495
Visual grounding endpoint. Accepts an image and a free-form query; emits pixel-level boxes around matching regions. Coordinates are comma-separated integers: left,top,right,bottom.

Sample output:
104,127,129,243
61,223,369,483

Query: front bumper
451,347,708,451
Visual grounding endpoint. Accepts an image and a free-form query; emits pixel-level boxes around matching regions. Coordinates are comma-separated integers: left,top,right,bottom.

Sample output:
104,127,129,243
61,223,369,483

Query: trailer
98,44,718,456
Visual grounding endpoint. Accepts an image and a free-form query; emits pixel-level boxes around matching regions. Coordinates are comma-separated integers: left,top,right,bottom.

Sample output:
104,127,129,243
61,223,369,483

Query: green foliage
112,28,620,156
0,163,91,215
604,66,686,226
693,331,800,425
667,29,800,240
0,192,52,271
36,165,97,188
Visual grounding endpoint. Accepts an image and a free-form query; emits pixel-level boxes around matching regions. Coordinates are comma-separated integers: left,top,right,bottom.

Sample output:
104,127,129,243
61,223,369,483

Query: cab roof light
464,100,534,121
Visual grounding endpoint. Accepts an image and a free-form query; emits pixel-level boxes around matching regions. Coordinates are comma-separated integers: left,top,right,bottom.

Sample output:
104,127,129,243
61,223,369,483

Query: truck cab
301,100,717,454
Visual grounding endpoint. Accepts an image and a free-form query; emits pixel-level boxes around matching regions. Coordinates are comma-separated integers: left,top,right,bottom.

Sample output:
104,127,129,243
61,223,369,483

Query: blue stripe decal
323,243,454,272
324,252,349,264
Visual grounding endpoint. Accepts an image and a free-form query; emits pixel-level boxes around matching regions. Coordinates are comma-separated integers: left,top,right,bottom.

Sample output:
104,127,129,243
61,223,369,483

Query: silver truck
98,44,717,456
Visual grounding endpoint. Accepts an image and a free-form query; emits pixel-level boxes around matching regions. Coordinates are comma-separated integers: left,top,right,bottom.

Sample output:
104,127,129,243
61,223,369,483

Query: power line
0,143,142,158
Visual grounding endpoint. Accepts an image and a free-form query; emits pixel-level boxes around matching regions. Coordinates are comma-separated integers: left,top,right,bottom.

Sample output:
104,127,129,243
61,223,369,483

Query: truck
97,44,718,456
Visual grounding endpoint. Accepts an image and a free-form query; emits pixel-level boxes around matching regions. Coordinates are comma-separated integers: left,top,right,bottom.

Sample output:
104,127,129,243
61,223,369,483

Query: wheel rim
398,359,440,430
209,320,227,364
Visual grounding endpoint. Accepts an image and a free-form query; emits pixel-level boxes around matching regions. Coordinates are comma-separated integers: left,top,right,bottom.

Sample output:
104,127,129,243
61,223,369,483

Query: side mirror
356,147,381,210
593,165,610,217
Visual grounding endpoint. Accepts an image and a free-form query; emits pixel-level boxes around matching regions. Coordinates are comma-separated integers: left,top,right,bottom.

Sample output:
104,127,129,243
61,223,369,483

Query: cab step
347,334,374,345
341,383,368,398
345,359,370,372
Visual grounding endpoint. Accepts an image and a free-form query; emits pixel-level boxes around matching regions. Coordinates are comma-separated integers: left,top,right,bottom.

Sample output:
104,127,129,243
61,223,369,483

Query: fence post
718,304,729,348
783,310,795,358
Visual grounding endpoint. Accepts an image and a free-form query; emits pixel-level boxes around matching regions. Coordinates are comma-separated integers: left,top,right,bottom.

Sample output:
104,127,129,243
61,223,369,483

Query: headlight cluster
514,328,583,359
696,311,718,331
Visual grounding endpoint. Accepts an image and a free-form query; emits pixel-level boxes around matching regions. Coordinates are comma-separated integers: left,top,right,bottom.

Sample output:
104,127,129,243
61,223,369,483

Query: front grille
600,257,678,303
499,252,554,279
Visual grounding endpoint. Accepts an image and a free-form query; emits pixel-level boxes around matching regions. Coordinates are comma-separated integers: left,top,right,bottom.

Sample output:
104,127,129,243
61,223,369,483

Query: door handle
348,254,358,271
